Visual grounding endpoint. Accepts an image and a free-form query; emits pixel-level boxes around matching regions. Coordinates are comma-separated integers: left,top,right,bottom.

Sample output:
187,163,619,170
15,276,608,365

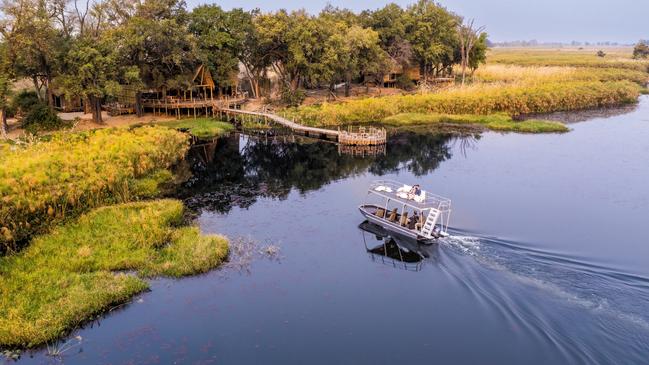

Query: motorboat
358,180,452,243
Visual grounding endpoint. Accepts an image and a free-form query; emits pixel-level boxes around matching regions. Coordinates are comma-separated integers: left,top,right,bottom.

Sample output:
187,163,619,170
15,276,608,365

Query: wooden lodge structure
382,61,455,88
52,91,84,112
138,64,247,118
383,64,422,88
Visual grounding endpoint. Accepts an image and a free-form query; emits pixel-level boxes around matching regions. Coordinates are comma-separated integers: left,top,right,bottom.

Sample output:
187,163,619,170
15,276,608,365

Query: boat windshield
368,180,451,211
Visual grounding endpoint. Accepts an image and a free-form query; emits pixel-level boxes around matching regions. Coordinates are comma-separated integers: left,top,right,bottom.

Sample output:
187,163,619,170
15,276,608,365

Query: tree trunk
46,77,54,107
135,92,143,117
345,79,351,97
32,77,44,101
90,95,103,124
0,108,7,139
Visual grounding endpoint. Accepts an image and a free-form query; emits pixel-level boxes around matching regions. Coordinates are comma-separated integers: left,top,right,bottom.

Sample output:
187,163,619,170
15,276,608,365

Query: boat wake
437,231,649,364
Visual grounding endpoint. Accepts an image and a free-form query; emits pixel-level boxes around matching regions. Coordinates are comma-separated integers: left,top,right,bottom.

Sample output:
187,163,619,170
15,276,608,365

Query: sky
186,0,648,44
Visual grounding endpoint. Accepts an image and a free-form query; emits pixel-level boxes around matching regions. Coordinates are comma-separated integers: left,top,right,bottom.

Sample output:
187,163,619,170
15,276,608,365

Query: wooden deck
220,108,386,146
140,97,386,146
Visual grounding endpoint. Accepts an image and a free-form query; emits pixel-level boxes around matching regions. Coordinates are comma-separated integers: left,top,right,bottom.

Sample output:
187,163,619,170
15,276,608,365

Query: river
12,96,649,364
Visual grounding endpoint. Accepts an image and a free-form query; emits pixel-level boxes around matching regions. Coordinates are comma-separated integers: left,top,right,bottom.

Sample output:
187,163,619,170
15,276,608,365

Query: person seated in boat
408,212,419,230
388,208,398,222
408,184,422,199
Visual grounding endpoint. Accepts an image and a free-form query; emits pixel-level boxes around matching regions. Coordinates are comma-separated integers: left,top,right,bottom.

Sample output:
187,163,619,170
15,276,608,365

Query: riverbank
0,126,189,249
0,125,233,349
286,80,639,129
155,119,234,139
283,48,647,133
0,199,228,348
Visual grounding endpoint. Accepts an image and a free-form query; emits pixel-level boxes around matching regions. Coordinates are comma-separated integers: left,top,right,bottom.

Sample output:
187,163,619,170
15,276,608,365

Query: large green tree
404,0,460,82
111,0,199,116
321,23,388,96
1,0,68,106
188,5,242,93
58,39,118,123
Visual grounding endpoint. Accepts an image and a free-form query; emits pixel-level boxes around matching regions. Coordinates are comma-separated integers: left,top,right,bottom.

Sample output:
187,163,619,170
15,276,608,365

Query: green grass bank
0,200,228,348
287,81,640,128
0,126,189,250
383,113,568,133
156,118,234,139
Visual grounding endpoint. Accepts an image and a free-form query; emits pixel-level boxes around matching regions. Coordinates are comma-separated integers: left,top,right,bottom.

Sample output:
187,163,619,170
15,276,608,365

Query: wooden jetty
219,108,387,146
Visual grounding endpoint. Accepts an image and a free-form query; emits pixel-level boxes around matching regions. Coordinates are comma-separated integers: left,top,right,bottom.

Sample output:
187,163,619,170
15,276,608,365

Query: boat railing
368,179,452,211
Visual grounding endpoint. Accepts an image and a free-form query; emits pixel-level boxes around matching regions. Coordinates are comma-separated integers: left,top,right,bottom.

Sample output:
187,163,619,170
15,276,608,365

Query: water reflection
359,221,440,272
524,102,640,124
177,131,474,213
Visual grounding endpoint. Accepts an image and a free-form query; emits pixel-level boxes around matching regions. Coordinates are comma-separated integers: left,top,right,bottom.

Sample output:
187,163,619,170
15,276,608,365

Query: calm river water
13,96,649,364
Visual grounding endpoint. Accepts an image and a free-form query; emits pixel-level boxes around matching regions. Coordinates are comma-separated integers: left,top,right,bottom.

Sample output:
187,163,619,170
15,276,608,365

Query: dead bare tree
458,19,485,86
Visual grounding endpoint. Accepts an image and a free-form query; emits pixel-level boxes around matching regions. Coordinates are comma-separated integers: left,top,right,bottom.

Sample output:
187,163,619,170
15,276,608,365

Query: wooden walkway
140,96,386,146
220,108,386,146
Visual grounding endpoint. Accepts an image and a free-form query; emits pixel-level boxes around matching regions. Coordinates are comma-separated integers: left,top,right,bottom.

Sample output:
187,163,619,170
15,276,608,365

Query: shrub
21,103,68,134
596,50,606,58
633,41,649,59
0,200,228,347
0,126,189,249
280,87,306,107
10,91,40,116
396,73,415,90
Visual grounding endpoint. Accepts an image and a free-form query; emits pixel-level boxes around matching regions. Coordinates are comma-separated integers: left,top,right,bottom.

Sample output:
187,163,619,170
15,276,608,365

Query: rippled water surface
12,97,649,364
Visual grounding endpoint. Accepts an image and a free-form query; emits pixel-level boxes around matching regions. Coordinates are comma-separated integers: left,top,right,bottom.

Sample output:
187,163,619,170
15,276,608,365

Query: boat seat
388,208,398,222
375,207,386,218
400,212,409,227
416,216,426,231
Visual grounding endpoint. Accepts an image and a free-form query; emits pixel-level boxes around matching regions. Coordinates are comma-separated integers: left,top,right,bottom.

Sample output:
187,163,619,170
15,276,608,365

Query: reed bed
0,200,228,347
473,64,649,85
289,80,640,127
487,48,649,72
382,113,568,133
0,126,189,250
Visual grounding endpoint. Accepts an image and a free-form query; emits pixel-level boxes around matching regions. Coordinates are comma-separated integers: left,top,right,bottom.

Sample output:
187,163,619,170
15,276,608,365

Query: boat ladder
421,208,441,239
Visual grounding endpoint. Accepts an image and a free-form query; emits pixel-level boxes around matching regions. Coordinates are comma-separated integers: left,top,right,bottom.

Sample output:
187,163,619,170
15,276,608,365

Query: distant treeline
0,0,488,124
492,40,635,47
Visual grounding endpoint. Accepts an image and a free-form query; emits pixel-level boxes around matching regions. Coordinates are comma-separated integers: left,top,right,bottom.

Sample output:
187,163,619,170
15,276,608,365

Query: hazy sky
186,0,647,43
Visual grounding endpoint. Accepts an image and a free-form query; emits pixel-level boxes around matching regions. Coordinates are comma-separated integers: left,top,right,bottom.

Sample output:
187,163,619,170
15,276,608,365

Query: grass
288,80,640,127
382,113,569,133
472,64,649,85
282,47,647,133
0,126,189,250
0,199,228,348
487,48,649,72
157,118,234,138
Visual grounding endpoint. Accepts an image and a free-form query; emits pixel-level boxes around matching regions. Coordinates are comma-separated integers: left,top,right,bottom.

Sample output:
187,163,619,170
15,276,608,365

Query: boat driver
408,184,422,199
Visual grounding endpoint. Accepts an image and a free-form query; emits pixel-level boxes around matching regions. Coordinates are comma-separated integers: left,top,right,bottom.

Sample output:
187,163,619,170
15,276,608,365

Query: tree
233,10,272,99
633,41,649,59
468,32,488,76
321,24,388,96
59,39,117,123
1,0,68,106
0,43,12,138
457,19,485,85
110,0,199,116
188,5,242,93
404,0,460,83
255,10,327,93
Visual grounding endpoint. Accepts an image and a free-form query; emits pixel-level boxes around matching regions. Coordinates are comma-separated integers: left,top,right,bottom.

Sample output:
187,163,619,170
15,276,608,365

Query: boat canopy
367,180,452,212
